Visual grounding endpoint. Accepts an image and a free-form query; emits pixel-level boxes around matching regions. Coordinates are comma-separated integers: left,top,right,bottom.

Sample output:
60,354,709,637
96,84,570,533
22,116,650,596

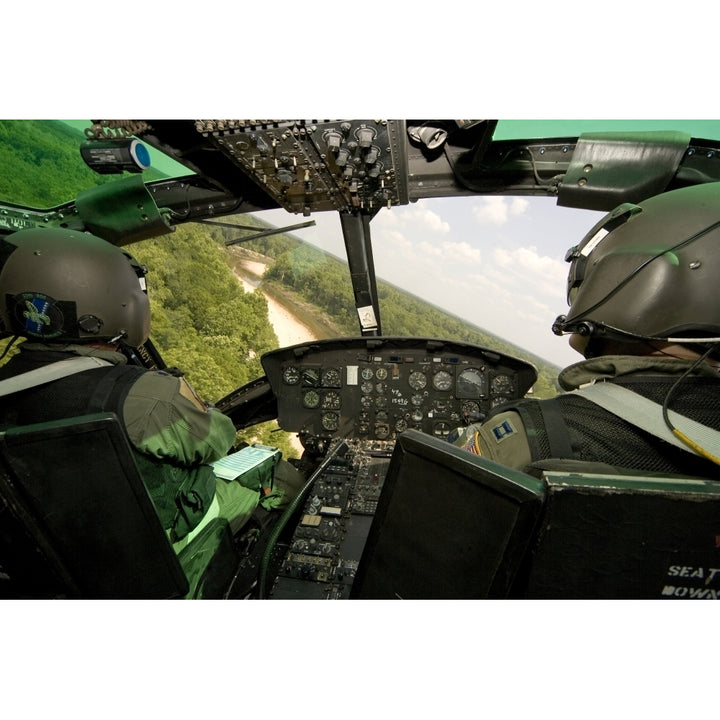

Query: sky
257,197,605,368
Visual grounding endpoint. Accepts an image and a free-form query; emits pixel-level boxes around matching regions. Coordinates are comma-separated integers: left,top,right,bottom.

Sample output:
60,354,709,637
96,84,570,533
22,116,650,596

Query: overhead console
260,337,537,449
194,119,409,216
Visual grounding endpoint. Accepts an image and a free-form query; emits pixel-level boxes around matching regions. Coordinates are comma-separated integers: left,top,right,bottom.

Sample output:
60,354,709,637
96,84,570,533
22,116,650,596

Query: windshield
3,118,720,383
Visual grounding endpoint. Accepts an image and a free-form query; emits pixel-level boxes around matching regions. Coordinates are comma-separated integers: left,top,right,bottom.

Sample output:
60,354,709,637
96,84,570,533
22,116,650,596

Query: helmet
552,182,720,356
0,227,150,346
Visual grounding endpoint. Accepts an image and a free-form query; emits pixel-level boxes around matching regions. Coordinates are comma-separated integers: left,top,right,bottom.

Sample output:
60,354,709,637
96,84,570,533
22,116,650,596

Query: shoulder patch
491,418,518,443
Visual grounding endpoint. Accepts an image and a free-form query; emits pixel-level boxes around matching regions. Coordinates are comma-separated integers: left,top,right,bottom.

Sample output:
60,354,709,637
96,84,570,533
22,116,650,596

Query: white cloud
417,240,445,258
472,197,530,225
510,197,530,216
420,208,450,234
492,244,566,296
441,240,482,263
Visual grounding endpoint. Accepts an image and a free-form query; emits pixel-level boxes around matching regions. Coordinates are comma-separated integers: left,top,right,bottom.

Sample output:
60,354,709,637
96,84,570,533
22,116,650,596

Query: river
234,260,315,455
235,260,317,347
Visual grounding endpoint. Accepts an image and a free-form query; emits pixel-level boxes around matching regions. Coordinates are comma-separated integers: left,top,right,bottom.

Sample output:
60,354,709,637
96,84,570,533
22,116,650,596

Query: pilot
453,182,720,479
0,227,299,549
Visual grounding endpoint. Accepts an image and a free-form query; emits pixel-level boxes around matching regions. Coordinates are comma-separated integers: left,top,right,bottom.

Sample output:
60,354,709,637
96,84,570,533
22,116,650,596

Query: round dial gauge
321,412,339,431
301,368,320,387
492,374,514,394
361,367,374,380
375,367,388,380
321,367,341,387
303,390,320,408
321,391,341,410
282,366,300,385
361,381,374,394
456,368,487,399
408,371,427,390
432,370,453,391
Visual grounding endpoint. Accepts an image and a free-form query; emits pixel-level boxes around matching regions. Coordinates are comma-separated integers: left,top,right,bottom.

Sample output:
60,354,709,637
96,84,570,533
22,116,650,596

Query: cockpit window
0,120,191,209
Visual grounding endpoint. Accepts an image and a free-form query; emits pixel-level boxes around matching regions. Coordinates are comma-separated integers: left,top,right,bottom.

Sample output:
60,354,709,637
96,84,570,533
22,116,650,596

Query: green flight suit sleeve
454,410,533,471
122,371,237,465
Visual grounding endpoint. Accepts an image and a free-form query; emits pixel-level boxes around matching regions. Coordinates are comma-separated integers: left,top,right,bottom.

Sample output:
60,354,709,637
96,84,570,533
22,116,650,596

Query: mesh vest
504,375,720,479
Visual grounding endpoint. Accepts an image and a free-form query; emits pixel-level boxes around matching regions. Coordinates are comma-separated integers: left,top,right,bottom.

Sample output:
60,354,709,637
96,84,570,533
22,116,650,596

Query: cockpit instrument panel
261,337,537,445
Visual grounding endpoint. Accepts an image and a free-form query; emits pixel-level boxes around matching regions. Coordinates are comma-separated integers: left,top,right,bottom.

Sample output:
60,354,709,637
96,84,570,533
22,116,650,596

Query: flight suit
0,343,261,542
453,355,720,479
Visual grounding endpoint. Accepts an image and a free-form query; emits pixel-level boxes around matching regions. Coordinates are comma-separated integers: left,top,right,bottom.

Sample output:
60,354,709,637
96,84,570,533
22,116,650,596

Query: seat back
0,412,189,599
515,471,720,599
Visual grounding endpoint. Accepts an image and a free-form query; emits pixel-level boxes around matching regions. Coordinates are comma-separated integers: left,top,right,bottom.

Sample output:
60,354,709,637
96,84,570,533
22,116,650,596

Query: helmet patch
10,292,65,338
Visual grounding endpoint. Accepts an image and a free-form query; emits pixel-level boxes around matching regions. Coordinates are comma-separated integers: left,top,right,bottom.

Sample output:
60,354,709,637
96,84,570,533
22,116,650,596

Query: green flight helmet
0,227,150,346
552,182,720,357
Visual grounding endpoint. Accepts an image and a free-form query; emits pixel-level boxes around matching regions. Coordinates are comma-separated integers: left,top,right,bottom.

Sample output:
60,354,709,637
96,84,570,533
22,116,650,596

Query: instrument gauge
321,391,341,410
432,370,453,391
282,366,300,385
321,412,339,431
456,368,487,399
375,367,388,380
361,381,374,394
361,367,374,380
321,367,342,387
408,371,427,390
461,401,483,422
301,368,320,387
303,390,320,408
492,374,514,395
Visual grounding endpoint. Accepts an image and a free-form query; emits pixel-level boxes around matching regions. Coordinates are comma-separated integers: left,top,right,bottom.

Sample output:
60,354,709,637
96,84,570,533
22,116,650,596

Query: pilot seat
0,412,250,599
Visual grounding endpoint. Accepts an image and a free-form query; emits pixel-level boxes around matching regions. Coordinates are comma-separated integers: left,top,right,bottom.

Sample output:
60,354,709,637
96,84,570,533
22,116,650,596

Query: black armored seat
0,412,189,599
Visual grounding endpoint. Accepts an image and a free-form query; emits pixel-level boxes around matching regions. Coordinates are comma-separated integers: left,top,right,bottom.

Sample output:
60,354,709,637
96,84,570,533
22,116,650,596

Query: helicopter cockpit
3,119,720,601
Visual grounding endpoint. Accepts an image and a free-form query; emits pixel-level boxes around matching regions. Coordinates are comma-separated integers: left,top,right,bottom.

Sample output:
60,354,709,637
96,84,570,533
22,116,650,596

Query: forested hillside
129,226,298,456
0,120,167,207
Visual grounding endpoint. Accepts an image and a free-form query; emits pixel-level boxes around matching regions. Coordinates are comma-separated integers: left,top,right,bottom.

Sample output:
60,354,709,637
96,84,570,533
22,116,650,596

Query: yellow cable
672,428,720,467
